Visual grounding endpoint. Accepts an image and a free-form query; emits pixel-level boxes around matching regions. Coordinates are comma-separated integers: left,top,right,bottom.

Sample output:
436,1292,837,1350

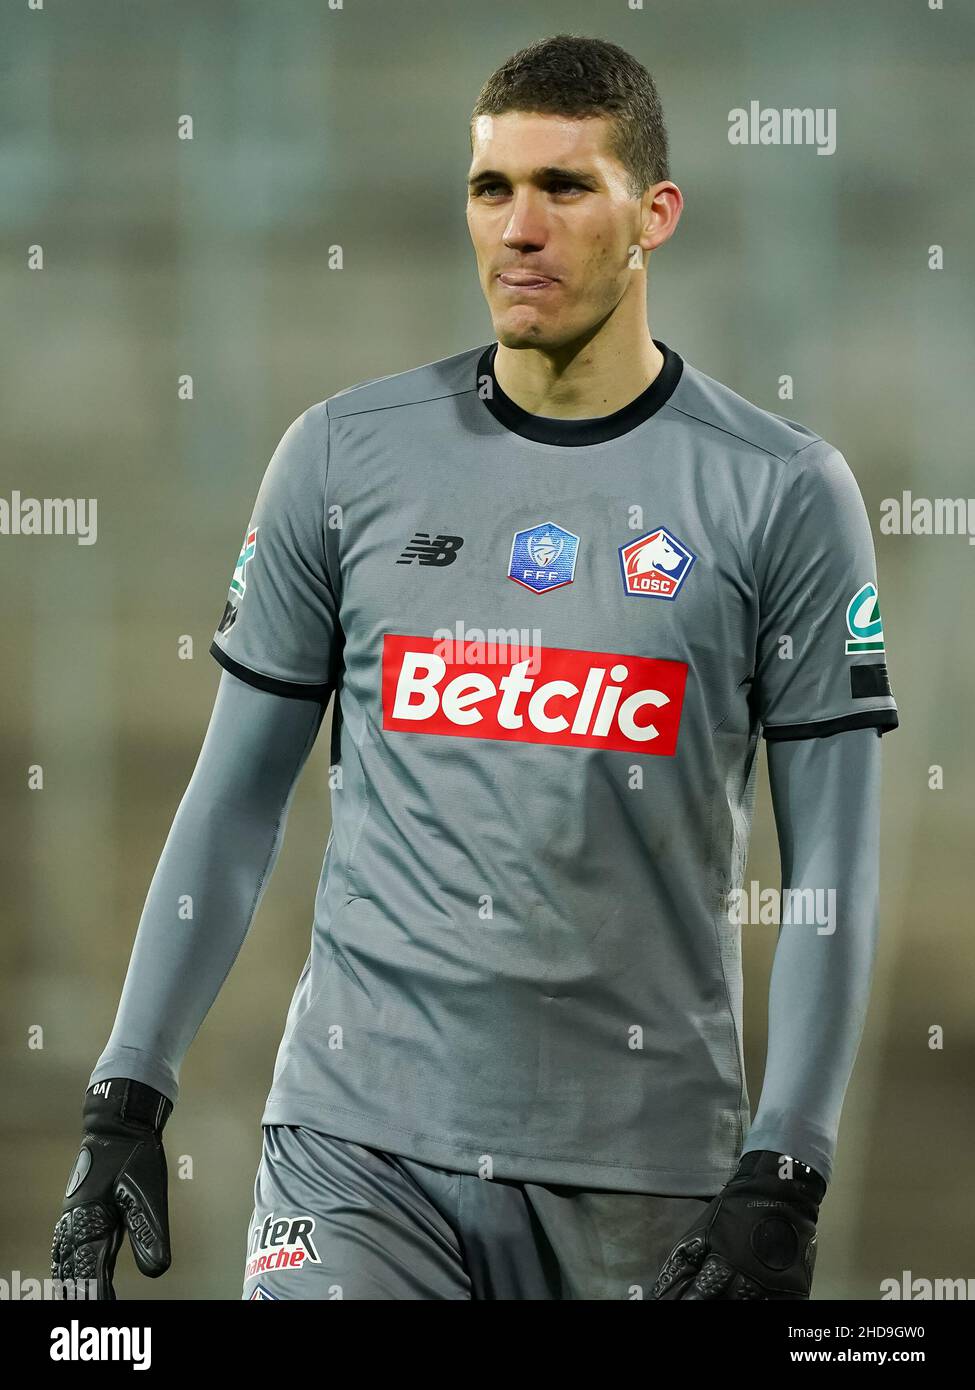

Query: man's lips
497,272,556,289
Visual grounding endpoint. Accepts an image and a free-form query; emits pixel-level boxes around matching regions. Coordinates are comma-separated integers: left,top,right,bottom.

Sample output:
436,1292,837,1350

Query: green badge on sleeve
845,582,886,654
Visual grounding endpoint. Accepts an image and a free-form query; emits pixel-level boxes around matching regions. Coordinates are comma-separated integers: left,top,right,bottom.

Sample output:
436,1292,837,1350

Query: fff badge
508,522,580,593
619,526,695,600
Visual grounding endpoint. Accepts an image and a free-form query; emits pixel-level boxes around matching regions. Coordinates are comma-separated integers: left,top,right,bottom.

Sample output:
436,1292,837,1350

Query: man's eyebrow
467,165,599,187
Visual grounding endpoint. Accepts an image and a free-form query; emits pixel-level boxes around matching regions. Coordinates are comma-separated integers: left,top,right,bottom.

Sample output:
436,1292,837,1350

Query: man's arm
55,401,338,1297
650,728,883,1300
651,436,896,1300
741,726,883,1183
742,437,896,1185
89,668,327,1103
52,668,327,1296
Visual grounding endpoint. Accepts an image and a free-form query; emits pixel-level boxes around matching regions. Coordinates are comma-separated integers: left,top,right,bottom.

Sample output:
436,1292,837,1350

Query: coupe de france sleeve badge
231,526,259,598
508,522,580,593
619,526,696,599
844,581,886,653
217,524,259,634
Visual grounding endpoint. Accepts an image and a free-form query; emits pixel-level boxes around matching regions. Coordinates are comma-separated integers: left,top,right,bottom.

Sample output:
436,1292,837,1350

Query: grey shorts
242,1124,712,1300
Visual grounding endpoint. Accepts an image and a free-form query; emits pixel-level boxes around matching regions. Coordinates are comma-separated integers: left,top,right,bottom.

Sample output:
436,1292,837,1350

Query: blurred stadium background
1,0,972,1299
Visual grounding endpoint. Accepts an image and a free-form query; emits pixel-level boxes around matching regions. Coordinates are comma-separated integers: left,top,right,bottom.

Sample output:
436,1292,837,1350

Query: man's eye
473,182,584,197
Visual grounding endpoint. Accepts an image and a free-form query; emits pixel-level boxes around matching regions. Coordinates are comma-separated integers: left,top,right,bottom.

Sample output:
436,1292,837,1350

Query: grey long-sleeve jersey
90,674,325,1102
92,339,898,1194
91,673,883,1188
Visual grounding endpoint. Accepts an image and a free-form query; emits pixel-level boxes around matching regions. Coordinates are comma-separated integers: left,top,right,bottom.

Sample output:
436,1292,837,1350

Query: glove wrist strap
83,1078,173,1136
735,1148,827,1205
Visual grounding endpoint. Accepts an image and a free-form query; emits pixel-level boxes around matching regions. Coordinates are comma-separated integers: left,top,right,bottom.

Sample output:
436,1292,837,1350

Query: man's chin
493,314,564,351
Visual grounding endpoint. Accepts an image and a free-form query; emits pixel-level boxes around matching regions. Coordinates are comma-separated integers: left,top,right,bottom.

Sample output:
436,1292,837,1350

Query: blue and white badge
619,525,695,600
508,522,580,593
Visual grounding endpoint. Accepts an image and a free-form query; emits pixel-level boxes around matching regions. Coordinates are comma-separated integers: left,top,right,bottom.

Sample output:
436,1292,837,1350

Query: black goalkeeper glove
51,1078,173,1300
649,1149,827,1301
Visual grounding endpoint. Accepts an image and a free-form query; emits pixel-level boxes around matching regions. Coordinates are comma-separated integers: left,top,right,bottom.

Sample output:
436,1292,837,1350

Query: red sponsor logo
245,1214,320,1283
382,635,687,755
245,1248,310,1280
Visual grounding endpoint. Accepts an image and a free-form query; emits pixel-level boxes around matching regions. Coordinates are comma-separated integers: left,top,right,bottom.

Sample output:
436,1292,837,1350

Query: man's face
466,111,652,351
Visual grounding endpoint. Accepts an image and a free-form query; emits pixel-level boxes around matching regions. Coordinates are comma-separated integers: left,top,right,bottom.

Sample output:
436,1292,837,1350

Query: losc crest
619,526,695,600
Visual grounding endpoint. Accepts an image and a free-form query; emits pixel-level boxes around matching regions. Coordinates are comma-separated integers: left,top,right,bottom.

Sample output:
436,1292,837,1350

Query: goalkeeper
52,33,898,1300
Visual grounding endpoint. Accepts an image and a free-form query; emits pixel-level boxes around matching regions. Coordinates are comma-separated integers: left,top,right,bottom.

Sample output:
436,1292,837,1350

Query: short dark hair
470,34,670,196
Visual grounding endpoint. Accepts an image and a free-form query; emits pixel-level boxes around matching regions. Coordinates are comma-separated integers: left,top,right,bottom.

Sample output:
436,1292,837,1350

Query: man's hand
51,1078,173,1300
649,1149,827,1300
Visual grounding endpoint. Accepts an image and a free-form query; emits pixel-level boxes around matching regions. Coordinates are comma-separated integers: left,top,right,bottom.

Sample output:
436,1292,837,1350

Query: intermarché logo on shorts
246,1213,321,1280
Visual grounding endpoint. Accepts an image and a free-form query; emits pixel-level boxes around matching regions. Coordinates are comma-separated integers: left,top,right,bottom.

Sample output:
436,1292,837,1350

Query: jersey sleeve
210,402,339,702
754,439,898,741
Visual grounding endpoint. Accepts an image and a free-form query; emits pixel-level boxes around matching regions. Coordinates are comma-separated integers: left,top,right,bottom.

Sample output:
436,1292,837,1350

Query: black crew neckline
475,339,683,447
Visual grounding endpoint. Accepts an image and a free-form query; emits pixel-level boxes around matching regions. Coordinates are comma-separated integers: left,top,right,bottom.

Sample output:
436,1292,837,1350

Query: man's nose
502,191,549,250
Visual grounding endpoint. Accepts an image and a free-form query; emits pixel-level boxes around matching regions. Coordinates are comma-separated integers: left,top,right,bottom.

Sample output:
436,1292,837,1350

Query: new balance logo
396,532,464,566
